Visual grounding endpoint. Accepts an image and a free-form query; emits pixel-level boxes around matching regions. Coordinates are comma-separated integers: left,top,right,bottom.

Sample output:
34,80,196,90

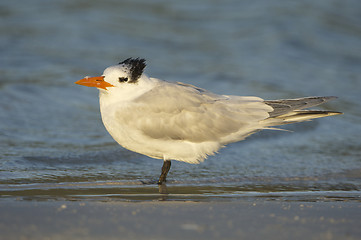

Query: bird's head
75,58,147,91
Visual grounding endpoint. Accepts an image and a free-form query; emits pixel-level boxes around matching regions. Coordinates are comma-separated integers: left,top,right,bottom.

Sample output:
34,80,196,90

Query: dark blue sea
0,0,360,202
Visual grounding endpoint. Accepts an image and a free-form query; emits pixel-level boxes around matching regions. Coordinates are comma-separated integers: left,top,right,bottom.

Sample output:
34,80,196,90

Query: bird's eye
118,77,128,83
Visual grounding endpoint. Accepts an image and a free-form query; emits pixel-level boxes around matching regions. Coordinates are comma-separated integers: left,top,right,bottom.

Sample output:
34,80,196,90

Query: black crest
119,58,146,83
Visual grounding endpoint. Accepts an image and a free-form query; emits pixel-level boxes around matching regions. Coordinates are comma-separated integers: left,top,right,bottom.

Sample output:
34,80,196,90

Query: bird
75,57,342,184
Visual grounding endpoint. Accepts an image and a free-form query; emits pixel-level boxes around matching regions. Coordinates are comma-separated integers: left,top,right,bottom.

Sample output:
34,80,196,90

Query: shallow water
0,0,360,202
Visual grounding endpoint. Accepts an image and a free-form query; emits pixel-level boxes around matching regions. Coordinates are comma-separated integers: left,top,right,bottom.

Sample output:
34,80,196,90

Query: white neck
99,76,158,109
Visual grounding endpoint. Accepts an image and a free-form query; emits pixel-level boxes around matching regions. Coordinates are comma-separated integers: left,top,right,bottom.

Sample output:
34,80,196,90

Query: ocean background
0,0,360,202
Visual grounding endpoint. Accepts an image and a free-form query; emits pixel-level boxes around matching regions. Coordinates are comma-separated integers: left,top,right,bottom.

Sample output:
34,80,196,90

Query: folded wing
117,81,273,143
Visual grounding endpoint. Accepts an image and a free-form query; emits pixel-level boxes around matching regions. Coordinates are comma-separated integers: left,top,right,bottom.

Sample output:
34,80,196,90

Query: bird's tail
263,96,342,126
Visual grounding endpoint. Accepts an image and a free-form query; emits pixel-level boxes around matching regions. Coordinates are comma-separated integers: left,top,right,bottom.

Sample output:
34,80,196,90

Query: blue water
0,0,360,201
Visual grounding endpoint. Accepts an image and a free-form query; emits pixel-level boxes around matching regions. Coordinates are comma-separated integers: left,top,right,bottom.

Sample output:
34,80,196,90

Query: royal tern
75,58,342,184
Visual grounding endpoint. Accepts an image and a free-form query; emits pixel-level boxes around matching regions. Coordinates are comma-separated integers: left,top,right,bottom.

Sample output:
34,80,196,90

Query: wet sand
0,200,360,240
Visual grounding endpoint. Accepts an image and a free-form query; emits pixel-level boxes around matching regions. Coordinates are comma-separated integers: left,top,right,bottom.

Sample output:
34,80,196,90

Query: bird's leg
157,160,171,185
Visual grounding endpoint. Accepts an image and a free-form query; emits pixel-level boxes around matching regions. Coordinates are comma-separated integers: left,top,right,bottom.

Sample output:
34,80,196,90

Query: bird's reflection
158,183,169,200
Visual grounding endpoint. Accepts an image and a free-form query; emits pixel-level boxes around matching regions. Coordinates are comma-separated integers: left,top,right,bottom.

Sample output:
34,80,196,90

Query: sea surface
0,0,360,202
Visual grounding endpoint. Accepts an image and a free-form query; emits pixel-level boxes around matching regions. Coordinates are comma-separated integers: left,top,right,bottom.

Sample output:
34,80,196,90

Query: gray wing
116,82,272,143
265,96,338,117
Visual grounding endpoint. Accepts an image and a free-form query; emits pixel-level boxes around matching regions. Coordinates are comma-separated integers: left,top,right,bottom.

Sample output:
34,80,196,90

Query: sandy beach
0,199,360,240
1,0,360,240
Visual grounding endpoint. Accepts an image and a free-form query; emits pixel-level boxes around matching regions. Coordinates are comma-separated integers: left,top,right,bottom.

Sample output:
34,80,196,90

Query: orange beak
75,76,114,90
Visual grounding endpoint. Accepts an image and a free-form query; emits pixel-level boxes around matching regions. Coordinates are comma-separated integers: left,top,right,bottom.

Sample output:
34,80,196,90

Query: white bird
75,58,342,184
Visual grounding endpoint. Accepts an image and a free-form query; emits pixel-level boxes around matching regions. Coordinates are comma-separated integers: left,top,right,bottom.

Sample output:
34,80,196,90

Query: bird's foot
140,179,158,185
157,179,167,185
